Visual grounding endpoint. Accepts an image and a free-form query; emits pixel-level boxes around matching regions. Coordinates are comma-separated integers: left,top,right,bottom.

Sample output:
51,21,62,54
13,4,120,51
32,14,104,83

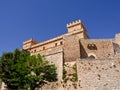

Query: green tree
0,49,57,90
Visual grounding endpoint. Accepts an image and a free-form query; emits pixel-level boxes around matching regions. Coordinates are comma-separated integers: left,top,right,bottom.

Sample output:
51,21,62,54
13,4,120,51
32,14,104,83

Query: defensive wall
77,58,120,90
80,39,115,59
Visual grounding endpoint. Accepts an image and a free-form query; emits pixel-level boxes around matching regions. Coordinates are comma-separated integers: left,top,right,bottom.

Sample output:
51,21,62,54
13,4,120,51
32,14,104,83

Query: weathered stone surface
77,58,120,90
45,48,63,81
80,39,114,59
63,35,80,62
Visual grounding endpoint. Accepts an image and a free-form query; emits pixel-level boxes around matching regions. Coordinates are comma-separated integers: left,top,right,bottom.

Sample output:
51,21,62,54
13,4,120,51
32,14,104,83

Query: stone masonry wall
63,34,80,62
77,58,120,90
45,50,63,81
30,39,63,56
44,47,63,81
80,39,114,59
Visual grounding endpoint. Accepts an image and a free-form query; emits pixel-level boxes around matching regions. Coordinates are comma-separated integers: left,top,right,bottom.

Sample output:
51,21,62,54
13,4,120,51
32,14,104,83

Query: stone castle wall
63,35,81,62
77,58,120,90
80,39,115,59
24,37,63,56
34,57,120,90
44,47,63,81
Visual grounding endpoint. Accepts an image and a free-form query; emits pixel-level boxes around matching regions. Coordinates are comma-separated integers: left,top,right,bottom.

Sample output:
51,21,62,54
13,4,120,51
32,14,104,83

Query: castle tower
64,20,89,62
66,20,89,39
67,20,85,32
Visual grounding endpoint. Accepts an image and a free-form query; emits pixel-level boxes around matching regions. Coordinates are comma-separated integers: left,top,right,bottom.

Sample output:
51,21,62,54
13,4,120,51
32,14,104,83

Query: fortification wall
29,39,63,56
77,58,120,90
63,34,81,62
44,48,63,81
80,39,114,59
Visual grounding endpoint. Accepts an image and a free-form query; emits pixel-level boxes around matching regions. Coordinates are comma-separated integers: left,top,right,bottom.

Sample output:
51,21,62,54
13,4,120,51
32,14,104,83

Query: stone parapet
67,20,81,28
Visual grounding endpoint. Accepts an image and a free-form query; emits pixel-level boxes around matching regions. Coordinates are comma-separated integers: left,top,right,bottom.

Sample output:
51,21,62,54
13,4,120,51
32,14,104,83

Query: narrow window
55,43,57,46
60,41,63,45
43,47,45,50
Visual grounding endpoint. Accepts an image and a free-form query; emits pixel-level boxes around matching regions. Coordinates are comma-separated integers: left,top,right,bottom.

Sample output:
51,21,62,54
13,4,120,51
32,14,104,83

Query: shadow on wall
113,43,120,55
80,41,97,59
80,41,88,58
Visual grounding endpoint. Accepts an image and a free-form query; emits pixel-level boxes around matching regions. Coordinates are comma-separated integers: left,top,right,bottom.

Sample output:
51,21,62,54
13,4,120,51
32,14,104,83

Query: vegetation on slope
0,49,57,90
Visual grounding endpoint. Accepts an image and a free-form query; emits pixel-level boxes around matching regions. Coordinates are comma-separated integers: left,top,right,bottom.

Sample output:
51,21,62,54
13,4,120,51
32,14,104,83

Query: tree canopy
0,49,57,90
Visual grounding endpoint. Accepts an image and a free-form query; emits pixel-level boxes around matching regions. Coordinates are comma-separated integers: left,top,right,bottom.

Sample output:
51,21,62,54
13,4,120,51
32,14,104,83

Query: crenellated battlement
66,19,81,28
66,19,86,33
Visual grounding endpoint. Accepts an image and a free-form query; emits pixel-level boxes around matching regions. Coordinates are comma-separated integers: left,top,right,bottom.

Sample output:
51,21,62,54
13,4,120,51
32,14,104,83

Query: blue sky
0,0,120,56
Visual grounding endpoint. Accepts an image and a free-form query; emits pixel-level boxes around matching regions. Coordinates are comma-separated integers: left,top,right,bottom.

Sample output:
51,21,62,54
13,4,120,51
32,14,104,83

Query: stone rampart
44,48,63,81
77,58,120,90
63,34,80,62
80,39,114,59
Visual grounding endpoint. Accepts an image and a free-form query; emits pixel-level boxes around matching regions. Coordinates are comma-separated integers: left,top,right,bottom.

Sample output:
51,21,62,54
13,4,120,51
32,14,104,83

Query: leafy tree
0,49,57,90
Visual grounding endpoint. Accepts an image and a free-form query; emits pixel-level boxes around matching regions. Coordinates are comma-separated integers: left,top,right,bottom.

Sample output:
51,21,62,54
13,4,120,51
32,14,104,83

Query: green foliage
62,67,67,80
71,63,78,82
62,63,78,89
69,73,78,82
72,63,77,71
0,49,57,90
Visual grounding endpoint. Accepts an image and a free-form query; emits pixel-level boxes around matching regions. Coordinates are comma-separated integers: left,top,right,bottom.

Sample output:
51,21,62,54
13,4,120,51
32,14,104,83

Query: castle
23,20,120,90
